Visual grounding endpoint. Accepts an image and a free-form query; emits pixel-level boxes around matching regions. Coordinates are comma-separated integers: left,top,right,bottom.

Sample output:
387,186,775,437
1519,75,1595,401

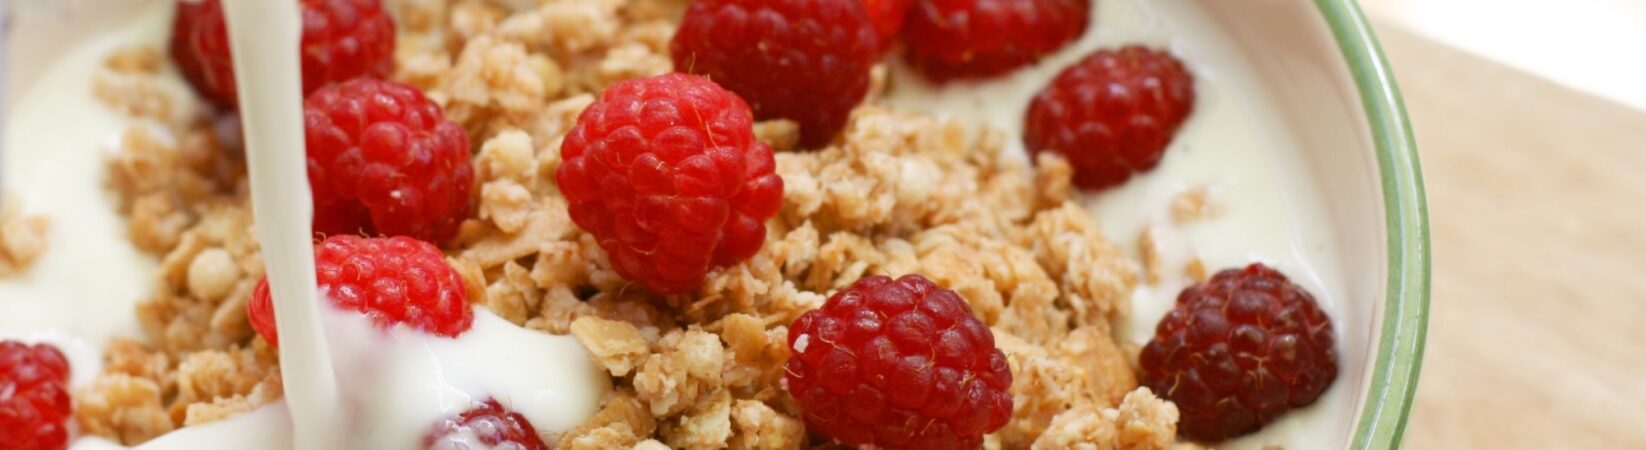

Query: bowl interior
1197,0,1427,448
6,0,160,100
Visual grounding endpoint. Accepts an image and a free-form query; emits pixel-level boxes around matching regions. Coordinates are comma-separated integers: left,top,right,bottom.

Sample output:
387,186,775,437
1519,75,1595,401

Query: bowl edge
1309,1,1432,449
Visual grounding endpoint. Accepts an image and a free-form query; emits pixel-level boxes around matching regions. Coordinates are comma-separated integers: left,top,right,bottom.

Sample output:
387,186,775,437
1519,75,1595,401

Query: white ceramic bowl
3,0,1429,448
1197,1,1429,447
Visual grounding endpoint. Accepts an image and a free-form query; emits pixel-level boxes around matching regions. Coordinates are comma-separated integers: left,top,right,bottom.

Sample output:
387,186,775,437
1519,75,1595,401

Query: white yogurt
0,0,176,355
883,0,1354,448
323,307,610,449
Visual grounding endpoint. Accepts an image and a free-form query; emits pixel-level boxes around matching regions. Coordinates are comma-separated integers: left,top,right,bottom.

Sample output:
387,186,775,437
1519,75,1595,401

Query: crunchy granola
80,39,273,445
0,195,49,277
1170,186,1221,225
79,0,1186,448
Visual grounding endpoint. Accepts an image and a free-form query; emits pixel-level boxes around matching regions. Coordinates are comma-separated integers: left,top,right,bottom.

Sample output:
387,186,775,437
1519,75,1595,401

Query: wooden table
1369,21,1646,449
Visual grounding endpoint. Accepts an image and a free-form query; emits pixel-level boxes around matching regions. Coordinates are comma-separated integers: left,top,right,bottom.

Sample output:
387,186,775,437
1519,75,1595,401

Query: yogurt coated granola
75,0,1185,448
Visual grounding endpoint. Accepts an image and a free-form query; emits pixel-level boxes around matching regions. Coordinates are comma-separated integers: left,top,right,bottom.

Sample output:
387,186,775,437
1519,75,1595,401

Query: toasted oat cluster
0,195,49,278
79,0,1184,448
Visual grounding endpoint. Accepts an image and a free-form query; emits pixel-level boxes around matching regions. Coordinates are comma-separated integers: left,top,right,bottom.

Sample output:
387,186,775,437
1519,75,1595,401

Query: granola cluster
78,44,280,443
77,0,1184,448
0,195,49,278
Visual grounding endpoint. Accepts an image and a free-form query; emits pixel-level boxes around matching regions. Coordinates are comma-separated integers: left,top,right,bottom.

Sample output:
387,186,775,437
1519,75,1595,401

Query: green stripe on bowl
1310,0,1432,449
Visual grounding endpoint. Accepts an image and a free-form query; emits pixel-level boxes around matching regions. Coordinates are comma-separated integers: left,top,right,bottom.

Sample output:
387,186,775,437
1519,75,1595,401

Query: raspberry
784,275,1012,450
0,341,72,450
305,78,474,243
248,235,473,347
556,73,783,295
865,0,915,47
422,399,548,450
171,0,395,109
670,0,878,148
902,0,1090,81
1138,263,1338,441
1024,46,1195,190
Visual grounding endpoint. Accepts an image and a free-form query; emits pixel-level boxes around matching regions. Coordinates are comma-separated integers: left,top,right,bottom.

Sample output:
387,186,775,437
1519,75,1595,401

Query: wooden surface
1369,21,1646,449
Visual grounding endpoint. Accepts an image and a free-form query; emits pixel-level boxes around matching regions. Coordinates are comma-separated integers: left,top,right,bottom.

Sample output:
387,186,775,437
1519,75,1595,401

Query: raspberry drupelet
0,341,72,450
248,235,473,347
1024,46,1196,190
902,0,1091,81
864,0,915,48
670,0,879,147
171,0,395,109
305,78,474,243
422,399,549,450
784,275,1013,450
1139,263,1338,442
556,73,784,295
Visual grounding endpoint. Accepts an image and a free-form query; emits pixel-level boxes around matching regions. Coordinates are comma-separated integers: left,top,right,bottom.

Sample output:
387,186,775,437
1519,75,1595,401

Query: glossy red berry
864,0,915,46
248,235,472,347
0,341,72,450
1138,263,1339,441
556,73,783,295
171,0,395,108
304,78,474,243
785,275,1012,450
902,0,1090,81
422,399,548,450
1024,46,1195,190
670,0,879,147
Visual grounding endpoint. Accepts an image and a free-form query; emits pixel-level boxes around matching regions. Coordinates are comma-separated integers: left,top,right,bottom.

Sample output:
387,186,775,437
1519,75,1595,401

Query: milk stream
218,0,342,448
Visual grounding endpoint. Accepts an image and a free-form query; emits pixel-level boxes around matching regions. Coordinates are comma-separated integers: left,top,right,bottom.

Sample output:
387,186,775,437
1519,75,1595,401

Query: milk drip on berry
218,0,344,447
212,1,607,448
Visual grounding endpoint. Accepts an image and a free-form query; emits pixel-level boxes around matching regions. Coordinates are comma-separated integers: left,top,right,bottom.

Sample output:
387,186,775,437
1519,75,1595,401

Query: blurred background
1355,0,1646,448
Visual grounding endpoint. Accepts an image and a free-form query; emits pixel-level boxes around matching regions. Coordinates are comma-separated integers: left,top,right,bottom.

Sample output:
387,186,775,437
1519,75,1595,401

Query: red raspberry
1138,263,1338,441
670,0,878,148
784,275,1012,450
902,0,1090,81
171,0,395,109
865,0,915,47
422,399,548,450
248,235,473,347
305,78,474,243
1024,46,1195,190
556,73,783,295
0,341,72,450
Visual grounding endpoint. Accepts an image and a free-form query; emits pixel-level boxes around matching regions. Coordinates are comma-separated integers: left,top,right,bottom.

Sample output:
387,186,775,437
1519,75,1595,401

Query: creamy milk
218,0,344,447
320,308,609,448
0,0,175,364
882,0,1355,448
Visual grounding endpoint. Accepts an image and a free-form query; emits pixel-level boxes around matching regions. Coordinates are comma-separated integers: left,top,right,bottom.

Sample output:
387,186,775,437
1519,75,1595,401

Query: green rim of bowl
1310,0,1432,448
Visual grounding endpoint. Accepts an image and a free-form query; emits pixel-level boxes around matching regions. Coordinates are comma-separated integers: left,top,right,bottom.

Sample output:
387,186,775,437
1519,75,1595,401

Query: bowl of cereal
0,0,1426,449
